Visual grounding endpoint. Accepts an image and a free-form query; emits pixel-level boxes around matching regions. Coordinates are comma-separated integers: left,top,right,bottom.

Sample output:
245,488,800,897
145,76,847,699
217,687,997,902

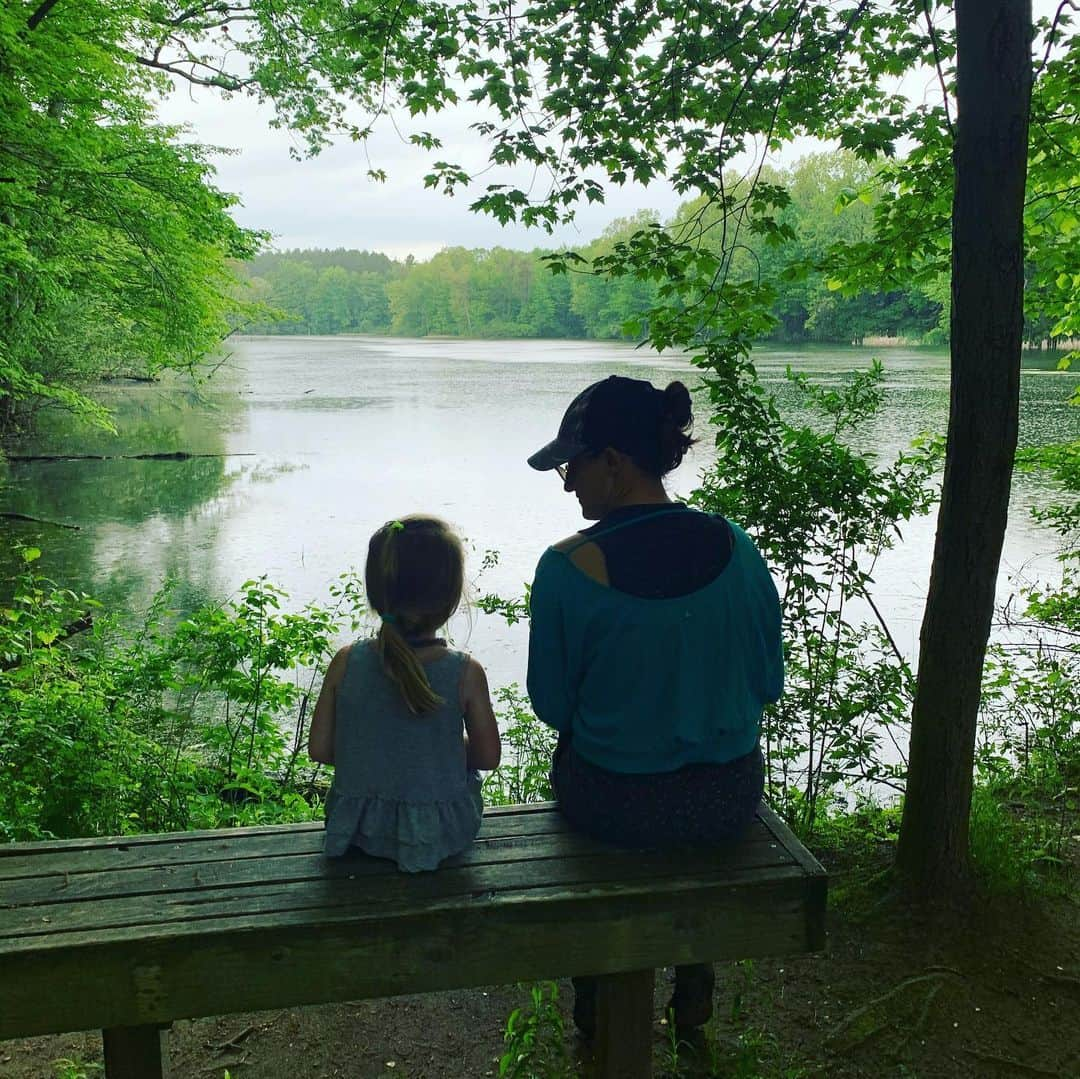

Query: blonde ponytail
375,618,444,714
365,516,464,715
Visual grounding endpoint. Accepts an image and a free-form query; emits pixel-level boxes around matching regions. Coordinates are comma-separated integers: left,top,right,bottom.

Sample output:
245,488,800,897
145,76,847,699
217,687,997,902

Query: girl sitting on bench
309,515,501,872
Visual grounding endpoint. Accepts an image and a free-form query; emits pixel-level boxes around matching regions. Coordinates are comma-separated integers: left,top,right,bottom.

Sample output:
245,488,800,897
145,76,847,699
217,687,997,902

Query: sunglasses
556,450,598,482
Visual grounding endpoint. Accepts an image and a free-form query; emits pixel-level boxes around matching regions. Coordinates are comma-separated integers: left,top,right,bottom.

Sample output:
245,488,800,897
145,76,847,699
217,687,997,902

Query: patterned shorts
550,737,765,847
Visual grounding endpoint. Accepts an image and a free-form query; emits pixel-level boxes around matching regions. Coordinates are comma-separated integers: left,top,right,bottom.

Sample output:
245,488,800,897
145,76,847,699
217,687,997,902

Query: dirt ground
5,857,1079,1079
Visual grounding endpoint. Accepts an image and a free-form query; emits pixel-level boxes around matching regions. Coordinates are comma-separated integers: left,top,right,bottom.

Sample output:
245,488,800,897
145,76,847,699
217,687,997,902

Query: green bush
483,685,557,807
0,552,365,840
499,982,572,1079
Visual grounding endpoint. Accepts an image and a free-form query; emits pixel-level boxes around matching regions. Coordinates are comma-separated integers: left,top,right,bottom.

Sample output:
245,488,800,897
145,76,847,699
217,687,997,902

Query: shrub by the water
0,551,365,841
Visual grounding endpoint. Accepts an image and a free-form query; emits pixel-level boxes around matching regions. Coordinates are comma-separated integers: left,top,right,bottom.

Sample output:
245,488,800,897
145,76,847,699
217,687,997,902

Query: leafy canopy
89,1,1077,353
8,2,1077,427
0,0,265,432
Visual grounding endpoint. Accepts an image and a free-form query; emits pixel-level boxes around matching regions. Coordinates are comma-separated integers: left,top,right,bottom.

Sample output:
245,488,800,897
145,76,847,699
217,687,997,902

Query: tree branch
134,53,251,91
1037,0,1079,74
162,2,253,28
922,0,955,139
26,0,61,31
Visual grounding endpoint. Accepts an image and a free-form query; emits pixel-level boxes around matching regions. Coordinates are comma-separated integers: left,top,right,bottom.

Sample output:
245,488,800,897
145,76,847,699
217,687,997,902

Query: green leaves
0,0,267,435
498,981,571,1078
688,343,943,831
0,562,366,840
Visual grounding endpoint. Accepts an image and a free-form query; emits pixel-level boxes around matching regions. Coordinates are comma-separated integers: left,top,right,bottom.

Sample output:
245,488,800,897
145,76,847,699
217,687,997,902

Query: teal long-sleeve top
526,518,783,774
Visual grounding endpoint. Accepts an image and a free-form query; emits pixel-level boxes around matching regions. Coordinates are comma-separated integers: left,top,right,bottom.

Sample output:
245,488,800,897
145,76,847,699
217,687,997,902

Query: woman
525,374,783,1037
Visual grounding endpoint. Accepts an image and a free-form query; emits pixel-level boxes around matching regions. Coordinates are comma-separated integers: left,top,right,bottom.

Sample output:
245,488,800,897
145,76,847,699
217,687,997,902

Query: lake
2,337,1079,694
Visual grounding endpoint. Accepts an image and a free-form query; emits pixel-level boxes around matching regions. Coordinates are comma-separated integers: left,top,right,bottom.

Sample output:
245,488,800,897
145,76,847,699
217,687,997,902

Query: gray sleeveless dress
323,640,483,872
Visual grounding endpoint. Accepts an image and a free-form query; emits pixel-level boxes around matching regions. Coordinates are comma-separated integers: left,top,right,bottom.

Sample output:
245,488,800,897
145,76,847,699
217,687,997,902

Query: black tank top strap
560,506,695,554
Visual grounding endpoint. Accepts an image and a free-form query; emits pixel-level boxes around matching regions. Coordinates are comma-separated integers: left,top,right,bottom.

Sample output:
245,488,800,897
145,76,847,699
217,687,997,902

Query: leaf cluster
499,981,572,1079
0,0,267,437
689,346,943,830
0,559,366,840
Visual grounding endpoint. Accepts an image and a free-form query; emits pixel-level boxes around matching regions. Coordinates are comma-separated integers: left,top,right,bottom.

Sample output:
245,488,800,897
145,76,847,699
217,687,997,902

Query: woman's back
528,507,783,773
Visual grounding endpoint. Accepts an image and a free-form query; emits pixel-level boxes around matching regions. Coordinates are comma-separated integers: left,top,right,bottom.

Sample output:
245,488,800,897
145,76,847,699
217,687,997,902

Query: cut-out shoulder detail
568,541,609,586
550,534,609,585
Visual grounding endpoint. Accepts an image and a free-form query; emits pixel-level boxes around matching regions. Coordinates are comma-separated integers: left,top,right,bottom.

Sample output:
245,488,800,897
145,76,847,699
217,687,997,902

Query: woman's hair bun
661,381,692,429
653,380,695,475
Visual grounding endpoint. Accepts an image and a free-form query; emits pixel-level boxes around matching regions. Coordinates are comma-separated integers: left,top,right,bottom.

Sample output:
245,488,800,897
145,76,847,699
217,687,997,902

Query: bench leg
593,968,654,1079
102,1024,170,1079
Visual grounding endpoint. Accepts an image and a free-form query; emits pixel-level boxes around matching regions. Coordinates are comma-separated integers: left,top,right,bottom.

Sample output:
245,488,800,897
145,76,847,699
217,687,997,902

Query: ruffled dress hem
324,778,483,873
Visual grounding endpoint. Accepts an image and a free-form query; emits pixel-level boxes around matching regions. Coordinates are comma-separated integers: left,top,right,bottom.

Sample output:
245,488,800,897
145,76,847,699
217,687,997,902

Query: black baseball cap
527,375,664,471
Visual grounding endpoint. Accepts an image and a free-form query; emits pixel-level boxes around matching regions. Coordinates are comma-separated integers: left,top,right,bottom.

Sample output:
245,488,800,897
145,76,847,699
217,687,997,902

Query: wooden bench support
102,1024,170,1079
594,968,655,1079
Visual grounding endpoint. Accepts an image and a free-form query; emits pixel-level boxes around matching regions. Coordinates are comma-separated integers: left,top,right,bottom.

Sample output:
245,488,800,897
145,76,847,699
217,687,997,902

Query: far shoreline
227,331,1078,365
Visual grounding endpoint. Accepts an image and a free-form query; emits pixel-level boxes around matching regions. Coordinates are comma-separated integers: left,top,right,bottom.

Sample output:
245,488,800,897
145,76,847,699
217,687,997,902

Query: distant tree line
237,152,954,345
238,146,1072,350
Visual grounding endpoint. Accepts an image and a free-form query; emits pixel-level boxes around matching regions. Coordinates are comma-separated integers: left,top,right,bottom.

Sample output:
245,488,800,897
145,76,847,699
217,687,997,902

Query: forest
237,154,949,344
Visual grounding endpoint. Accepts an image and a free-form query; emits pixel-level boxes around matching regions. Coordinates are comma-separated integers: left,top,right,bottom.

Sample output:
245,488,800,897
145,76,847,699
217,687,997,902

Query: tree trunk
896,0,1032,895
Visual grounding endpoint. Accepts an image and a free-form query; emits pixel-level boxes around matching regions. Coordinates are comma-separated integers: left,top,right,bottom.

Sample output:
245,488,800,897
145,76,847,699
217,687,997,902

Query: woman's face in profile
561,451,609,521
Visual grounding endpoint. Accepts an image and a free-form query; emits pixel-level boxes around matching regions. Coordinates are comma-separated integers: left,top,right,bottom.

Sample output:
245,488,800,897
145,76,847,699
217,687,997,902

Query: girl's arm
308,645,350,764
461,658,501,771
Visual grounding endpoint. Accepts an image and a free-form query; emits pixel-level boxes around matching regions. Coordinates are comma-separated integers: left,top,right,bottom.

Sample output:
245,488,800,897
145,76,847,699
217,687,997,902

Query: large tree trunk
896,0,1032,895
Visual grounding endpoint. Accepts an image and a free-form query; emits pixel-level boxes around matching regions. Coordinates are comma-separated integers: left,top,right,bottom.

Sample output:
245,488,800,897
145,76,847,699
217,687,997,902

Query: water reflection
0,368,243,607
1,338,1078,691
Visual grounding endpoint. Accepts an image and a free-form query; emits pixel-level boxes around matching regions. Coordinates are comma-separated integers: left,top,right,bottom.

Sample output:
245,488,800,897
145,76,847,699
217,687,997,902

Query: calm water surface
3,337,1079,692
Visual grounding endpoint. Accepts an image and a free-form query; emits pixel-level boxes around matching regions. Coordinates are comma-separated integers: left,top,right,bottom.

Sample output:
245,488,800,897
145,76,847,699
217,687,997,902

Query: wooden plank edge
0,827,599,889
0,813,775,883
756,804,827,879
4,846,795,918
1,822,783,910
1,863,811,953
0,873,817,1037
0,803,568,862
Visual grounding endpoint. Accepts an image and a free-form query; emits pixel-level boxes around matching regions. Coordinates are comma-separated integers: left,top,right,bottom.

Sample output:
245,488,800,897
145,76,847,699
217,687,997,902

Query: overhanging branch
135,54,251,91
26,0,61,31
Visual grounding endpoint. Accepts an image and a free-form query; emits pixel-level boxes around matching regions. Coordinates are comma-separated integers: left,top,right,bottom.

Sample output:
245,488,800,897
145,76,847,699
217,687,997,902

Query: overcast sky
157,87,693,260
157,3,1058,262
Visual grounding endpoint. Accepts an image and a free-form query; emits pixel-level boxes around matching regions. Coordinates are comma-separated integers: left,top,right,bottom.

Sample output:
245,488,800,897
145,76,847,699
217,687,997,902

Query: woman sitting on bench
524,374,784,1038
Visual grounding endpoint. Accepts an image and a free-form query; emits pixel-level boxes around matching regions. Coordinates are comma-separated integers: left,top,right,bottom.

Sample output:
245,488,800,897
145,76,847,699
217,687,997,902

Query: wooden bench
0,802,825,1078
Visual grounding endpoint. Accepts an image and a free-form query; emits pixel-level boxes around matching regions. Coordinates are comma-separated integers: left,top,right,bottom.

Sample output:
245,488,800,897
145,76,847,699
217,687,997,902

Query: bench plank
0,803,574,880
0,820,786,910
0,831,606,905
0,801,559,857
2,842,798,943
0,801,827,1068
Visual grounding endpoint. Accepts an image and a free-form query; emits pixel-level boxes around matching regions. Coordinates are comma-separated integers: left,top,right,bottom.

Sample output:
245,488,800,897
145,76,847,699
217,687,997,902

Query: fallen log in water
0,512,81,530
6,451,256,462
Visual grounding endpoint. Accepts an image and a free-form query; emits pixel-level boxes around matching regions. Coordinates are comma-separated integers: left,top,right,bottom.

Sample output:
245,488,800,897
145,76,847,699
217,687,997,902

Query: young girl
309,516,501,872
